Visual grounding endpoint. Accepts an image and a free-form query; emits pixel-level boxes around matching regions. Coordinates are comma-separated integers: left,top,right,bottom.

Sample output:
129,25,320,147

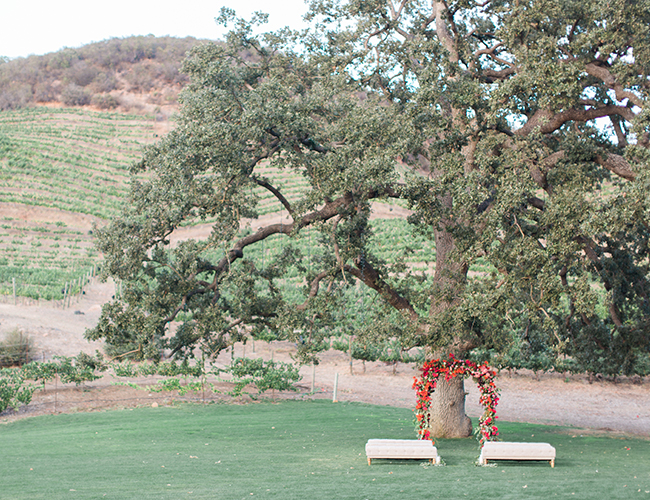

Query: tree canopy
89,0,650,383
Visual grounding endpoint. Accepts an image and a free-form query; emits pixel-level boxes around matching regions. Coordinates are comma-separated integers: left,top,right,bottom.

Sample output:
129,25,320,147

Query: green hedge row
0,352,301,414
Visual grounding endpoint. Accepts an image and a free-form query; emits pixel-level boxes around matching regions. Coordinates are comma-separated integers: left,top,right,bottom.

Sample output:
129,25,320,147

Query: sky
1,0,310,59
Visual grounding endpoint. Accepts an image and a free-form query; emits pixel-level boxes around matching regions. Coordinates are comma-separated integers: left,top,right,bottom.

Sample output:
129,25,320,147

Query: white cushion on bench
479,442,556,467
365,439,440,464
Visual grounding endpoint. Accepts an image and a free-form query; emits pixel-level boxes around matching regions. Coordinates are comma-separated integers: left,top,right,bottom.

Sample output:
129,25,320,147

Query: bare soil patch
1,262,649,439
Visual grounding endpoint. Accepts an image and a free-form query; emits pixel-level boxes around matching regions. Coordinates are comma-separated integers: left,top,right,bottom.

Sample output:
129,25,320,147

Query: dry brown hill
0,36,210,117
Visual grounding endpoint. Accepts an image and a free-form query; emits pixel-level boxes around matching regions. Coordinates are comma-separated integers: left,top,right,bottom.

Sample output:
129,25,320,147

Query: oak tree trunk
427,376,473,438
425,215,474,438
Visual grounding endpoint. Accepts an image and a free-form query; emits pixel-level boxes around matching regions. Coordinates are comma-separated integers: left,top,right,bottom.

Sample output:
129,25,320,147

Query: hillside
0,37,424,303
0,36,206,116
0,107,165,299
0,37,194,300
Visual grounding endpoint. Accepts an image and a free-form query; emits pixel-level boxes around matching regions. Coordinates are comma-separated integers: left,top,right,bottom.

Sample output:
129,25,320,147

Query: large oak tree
88,1,650,437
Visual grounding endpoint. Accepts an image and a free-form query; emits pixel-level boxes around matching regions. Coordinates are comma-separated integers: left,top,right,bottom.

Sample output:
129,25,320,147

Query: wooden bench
365,439,441,465
478,442,556,467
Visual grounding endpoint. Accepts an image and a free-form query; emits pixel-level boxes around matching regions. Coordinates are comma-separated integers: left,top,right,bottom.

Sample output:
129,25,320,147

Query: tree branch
609,115,628,147
343,258,420,323
330,215,347,281
516,104,636,137
434,1,459,64
296,270,334,311
481,67,516,82
527,196,545,210
584,62,644,109
594,153,636,181
577,236,623,327
252,176,294,215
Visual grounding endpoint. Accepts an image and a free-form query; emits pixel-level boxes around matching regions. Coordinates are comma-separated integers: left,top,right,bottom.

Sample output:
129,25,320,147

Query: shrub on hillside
0,83,32,110
61,84,90,106
0,329,33,368
124,63,155,92
0,36,204,109
66,61,98,87
160,61,188,85
33,81,57,102
44,48,80,71
90,71,118,93
91,93,118,109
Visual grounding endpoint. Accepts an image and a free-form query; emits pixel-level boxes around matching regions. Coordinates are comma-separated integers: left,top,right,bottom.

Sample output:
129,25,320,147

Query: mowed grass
1,400,649,500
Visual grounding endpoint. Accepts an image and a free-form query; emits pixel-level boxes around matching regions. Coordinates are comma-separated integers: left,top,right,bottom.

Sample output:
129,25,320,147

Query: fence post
12,277,16,305
348,335,354,376
54,368,58,413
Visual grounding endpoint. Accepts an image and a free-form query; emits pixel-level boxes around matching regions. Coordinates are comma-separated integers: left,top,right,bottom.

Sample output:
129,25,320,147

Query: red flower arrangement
413,354,500,445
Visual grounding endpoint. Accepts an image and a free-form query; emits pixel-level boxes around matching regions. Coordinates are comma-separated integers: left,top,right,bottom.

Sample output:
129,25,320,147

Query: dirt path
0,279,112,358
287,349,650,437
1,276,649,438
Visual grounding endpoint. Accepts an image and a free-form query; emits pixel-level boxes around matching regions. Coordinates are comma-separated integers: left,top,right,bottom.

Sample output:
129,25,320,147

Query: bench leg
550,459,555,468
367,458,371,466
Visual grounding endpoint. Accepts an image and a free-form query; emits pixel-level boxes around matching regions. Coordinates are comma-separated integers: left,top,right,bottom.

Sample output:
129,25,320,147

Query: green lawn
1,400,649,500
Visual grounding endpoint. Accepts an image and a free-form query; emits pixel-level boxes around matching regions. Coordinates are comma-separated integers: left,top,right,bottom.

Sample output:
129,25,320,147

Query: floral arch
413,354,500,444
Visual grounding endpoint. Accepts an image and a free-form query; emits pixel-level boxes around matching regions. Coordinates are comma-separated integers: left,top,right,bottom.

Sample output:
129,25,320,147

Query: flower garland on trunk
413,354,500,445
